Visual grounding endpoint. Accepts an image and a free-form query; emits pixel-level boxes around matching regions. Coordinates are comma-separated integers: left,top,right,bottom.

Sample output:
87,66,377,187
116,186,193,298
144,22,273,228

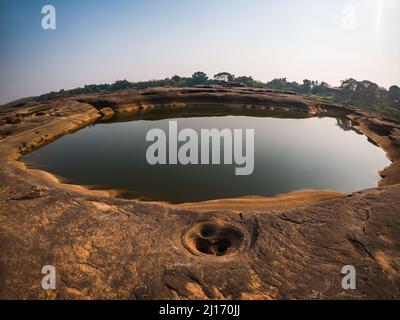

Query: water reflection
23,112,390,203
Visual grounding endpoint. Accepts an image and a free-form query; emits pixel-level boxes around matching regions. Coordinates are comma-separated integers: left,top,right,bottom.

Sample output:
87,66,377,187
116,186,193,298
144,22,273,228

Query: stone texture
0,86,399,300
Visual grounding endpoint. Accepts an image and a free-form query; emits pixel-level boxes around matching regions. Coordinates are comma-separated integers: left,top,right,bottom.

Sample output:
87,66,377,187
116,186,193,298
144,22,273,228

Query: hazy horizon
1,0,399,104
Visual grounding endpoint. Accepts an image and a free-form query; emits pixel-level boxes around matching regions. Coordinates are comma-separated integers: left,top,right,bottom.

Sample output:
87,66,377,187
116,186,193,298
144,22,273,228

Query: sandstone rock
99,107,114,120
0,86,399,300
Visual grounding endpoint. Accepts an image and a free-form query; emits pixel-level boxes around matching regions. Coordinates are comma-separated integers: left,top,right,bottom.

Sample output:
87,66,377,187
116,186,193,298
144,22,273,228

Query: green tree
214,72,235,82
110,80,132,91
388,85,400,108
235,76,256,87
192,71,209,84
355,80,379,105
302,79,312,93
312,81,329,94
340,78,358,92
266,78,305,92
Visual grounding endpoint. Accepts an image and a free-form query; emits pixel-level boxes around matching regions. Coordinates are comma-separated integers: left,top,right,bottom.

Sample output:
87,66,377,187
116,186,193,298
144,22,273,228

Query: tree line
37,71,400,110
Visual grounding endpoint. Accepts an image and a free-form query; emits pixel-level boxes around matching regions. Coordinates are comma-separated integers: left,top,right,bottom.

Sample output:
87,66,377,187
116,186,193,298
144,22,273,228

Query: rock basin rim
7,87,400,211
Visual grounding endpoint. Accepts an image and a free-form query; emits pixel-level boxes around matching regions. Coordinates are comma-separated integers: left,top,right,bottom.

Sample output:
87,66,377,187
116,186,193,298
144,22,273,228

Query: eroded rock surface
0,86,399,299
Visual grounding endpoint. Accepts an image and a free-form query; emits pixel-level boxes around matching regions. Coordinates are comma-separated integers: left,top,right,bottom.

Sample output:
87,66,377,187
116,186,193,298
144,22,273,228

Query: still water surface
23,115,390,203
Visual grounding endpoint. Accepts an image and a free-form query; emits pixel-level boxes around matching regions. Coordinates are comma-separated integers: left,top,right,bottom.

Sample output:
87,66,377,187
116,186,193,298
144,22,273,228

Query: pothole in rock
182,221,244,257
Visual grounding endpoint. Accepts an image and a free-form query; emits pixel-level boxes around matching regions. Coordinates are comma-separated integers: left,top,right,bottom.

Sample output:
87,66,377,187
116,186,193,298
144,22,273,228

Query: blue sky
0,0,399,104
